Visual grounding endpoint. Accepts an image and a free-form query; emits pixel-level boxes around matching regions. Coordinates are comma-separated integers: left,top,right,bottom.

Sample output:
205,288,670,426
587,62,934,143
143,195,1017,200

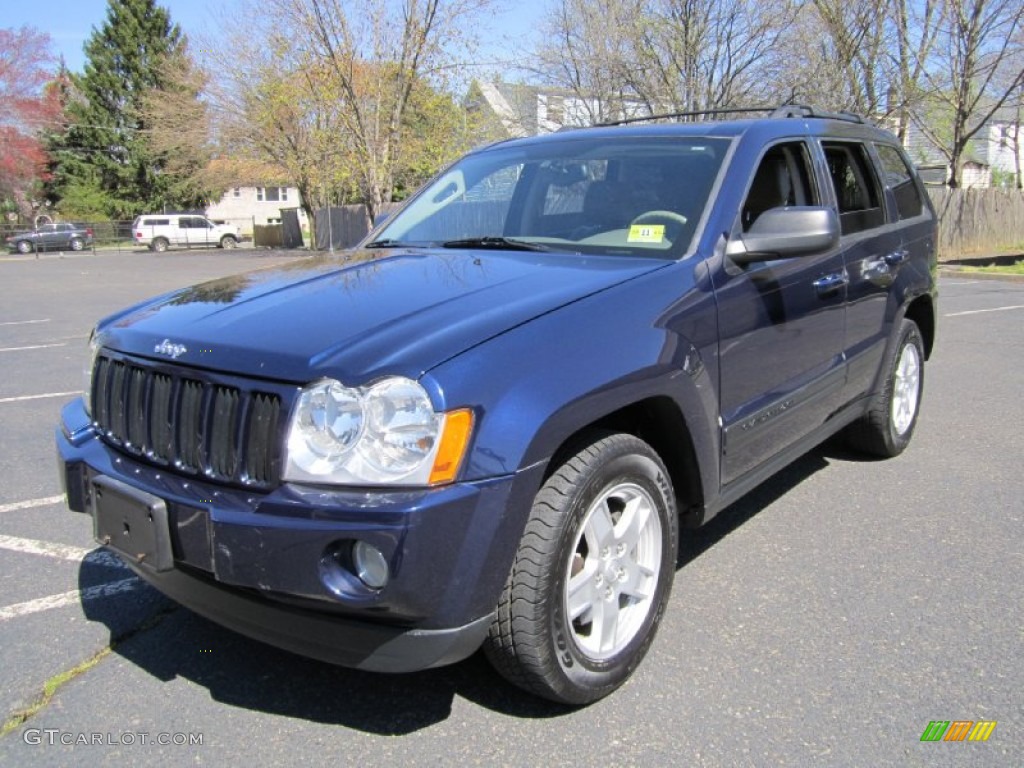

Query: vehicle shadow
677,441,842,568
79,442,839,734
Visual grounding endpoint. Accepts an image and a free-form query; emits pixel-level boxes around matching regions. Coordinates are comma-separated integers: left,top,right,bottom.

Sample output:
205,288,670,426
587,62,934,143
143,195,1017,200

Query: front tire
846,318,925,457
219,235,237,249
485,433,678,705
69,237,84,251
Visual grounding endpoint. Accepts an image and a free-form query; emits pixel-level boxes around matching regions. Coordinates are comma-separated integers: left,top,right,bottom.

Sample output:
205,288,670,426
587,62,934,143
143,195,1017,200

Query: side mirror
726,207,840,265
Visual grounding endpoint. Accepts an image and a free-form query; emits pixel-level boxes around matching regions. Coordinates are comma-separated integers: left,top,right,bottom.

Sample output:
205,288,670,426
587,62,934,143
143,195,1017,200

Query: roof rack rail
594,104,866,127
770,104,865,124
597,107,775,127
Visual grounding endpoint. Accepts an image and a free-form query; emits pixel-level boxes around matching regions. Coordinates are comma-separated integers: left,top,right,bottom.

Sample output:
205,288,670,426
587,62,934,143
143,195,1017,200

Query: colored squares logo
920,720,997,742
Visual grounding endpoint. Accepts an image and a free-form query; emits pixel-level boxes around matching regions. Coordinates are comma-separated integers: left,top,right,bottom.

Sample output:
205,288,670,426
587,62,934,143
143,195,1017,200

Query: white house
903,105,1024,188
469,81,654,138
206,185,308,234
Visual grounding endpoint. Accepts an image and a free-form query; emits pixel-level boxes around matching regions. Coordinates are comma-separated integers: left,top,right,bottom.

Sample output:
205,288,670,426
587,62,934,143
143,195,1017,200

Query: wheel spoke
615,492,651,550
566,562,598,621
593,591,621,654
583,498,616,551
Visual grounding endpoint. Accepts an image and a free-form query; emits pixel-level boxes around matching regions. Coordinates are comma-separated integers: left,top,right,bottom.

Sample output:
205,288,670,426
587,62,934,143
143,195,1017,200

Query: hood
96,249,668,384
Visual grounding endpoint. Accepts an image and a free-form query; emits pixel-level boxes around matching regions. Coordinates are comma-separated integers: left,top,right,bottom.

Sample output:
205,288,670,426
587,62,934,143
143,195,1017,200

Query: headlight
83,329,100,416
284,377,473,487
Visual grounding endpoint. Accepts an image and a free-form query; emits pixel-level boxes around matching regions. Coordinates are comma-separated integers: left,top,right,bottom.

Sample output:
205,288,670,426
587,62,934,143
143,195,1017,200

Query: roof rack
596,104,866,127
769,105,865,124
597,107,775,127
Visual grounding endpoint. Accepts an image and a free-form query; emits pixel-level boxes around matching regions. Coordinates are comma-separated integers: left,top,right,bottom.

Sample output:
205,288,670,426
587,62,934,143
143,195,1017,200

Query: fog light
352,540,389,589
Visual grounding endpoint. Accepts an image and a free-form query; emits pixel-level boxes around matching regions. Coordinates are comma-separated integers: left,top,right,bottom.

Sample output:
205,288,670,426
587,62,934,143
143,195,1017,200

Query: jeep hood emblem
154,339,187,359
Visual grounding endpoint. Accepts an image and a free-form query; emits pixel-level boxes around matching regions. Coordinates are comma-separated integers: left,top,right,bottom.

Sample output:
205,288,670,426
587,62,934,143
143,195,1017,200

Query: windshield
373,135,729,258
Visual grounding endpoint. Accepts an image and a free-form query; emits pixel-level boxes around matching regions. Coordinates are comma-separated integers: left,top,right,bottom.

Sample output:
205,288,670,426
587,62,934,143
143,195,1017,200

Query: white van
133,215,241,252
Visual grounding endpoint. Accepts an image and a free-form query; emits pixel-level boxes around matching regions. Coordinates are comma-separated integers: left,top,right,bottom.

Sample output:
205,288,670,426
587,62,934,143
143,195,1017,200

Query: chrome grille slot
177,379,203,472
208,387,240,478
246,393,280,485
126,365,147,453
149,373,173,462
91,353,283,488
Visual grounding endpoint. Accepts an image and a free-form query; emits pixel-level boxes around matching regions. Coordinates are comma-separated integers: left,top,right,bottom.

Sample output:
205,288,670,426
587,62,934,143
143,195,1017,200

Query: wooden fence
314,203,402,250
927,188,1024,259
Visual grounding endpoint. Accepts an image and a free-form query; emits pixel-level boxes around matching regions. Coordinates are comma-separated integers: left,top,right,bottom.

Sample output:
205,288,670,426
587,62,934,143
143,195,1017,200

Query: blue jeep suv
57,106,936,704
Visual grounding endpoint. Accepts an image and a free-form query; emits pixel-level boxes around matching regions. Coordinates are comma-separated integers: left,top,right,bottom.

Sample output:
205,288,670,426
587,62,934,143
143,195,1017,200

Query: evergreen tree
46,0,189,218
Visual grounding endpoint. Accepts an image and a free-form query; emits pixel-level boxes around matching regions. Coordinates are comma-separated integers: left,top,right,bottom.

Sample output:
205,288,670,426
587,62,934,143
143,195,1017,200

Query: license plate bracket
92,475,173,573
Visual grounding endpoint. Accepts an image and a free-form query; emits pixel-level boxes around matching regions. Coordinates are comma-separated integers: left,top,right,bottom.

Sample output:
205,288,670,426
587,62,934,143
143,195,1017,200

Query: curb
938,265,1024,283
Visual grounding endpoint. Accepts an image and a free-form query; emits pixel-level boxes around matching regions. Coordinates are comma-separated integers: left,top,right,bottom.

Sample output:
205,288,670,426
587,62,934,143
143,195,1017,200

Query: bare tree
890,0,947,139
202,0,492,234
810,0,892,115
137,45,217,209
275,0,492,223
533,0,798,118
533,0,649,123
914,0,1024,186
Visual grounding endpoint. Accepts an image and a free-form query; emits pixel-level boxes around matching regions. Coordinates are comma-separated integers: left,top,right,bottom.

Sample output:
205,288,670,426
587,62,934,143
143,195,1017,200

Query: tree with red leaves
0,26,58,220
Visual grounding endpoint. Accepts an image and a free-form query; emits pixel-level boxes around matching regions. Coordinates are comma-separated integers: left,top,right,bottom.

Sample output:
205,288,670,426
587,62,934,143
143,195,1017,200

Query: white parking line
0,534,95,562
945,304,1024,317
0,578,141,622
0,319,50,327
0,534,126,569
0,391,79,404
0,533,138,621
0,342,67,352
0,495,66,514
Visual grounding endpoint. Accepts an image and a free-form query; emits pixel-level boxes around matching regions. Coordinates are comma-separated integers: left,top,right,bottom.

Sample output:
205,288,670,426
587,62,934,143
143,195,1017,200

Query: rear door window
822,142,885,236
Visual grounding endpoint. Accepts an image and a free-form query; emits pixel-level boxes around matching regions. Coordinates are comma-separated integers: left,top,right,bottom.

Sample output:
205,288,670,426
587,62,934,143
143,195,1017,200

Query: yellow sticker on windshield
627,224,665,243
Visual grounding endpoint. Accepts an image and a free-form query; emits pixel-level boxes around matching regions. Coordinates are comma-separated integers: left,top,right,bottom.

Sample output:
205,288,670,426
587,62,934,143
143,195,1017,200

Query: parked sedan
5,222,94,253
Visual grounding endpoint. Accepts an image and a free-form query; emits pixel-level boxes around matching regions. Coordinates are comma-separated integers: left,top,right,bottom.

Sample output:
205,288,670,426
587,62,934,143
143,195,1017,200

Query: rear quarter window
874,144,924,220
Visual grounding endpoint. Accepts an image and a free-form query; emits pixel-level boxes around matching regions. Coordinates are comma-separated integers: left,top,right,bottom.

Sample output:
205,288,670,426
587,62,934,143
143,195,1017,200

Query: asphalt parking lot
0,249,1021,766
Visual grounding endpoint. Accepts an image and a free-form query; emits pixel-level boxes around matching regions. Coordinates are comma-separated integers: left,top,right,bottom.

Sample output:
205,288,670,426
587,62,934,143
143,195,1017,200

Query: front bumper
57,398,542,672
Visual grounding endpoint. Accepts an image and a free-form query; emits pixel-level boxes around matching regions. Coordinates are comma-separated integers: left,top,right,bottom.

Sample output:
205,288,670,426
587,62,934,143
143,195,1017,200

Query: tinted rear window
875,144,924,220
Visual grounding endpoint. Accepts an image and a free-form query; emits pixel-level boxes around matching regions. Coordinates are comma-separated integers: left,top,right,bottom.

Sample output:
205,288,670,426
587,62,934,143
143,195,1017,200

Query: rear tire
151,237,169,253
16,240,32,254
484,433,677,705
846,318,924,457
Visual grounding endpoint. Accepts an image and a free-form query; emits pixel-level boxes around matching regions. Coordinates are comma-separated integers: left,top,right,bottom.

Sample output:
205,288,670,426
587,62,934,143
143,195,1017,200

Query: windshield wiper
441,236,551,252
364,238,421,249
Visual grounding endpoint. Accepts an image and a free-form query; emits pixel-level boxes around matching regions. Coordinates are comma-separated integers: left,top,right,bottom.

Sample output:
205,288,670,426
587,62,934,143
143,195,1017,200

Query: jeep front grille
92,355,282,488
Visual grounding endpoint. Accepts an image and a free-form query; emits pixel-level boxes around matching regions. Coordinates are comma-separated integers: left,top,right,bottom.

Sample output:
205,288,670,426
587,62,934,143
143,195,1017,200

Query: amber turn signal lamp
429,409,474,485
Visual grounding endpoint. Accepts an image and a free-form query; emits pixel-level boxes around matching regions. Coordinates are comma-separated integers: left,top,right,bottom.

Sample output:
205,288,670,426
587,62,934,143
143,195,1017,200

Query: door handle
813,271,848,296
884,249,908,266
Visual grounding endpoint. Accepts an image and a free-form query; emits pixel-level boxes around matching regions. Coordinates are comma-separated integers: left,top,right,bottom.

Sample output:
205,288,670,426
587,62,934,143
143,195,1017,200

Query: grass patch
1,647,111,737
0,604,176,738
960,259,1024,275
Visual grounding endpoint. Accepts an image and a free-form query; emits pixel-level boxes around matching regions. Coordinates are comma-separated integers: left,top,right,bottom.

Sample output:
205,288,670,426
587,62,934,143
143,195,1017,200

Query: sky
2,0,548,77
